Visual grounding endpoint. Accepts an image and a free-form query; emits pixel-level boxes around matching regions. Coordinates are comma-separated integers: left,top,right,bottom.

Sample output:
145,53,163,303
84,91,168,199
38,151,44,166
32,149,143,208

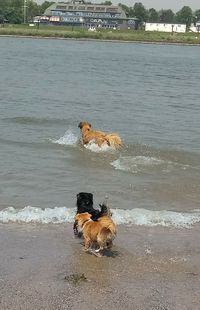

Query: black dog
73,192,109,237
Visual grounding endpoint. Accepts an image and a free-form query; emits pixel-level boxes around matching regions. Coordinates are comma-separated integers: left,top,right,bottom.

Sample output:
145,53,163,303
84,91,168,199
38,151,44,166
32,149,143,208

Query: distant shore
1,222,200,309
1,34,200,47
0,25,200,46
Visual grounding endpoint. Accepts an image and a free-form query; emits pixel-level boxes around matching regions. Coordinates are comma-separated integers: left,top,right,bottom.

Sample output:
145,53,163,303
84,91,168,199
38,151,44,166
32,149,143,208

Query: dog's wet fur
75,212,116,256
78,121,122,147
73,192,110,237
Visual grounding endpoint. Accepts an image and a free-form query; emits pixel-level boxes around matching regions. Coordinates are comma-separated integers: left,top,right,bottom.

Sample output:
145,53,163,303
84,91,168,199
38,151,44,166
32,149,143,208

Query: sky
35,1,200,12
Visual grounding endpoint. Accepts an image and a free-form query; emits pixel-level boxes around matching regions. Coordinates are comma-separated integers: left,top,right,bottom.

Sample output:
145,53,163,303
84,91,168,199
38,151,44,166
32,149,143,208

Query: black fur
73,192,109,237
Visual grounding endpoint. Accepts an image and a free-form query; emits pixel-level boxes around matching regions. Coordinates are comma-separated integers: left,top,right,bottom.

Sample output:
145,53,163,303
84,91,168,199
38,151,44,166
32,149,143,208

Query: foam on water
1,206,200,228
84,140,116,153
0,206,74,224
50,129,79,146
110,156,188,174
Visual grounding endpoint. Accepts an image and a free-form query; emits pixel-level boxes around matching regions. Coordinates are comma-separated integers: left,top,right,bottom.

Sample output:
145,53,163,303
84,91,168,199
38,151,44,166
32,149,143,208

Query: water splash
110,156,188,174
1,206,200,228
50,129,79,146
84,140,116,153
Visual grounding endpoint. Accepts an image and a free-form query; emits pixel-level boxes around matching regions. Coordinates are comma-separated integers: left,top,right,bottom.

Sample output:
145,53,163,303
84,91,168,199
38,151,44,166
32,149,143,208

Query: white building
145,23,186,33
189,22,200,32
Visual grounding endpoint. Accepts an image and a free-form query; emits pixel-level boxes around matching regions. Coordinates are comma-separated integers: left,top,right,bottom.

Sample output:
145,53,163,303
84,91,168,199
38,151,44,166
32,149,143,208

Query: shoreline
1,222,200,309
1,34,200,47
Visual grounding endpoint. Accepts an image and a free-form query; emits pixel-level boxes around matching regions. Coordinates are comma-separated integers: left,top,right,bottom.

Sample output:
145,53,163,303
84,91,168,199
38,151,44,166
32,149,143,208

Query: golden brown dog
75,212,116,256
78,121,122,147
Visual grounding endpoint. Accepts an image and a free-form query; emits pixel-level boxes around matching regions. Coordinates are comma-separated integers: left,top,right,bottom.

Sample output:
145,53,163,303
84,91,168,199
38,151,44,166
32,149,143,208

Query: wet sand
0,223,200,310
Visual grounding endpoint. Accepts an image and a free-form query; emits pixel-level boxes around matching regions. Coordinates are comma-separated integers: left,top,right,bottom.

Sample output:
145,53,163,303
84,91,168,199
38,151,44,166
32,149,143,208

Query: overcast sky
35,1,200,12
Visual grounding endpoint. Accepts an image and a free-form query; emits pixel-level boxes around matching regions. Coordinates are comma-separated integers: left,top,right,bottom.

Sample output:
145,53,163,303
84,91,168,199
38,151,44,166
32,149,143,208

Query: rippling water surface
0,37,200,227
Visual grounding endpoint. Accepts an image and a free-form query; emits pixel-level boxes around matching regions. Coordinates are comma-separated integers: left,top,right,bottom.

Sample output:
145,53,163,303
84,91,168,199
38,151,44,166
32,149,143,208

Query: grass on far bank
0,23,200,45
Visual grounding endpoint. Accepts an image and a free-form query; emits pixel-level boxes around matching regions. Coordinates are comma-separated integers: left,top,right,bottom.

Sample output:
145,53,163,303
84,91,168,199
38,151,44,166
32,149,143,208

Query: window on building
95,7,105,11
106,8,118,12
56,5,66,9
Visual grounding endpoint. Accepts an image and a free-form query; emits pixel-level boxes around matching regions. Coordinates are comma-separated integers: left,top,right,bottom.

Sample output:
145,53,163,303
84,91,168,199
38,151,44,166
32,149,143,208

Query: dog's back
83,218,116,249
97,215,116,235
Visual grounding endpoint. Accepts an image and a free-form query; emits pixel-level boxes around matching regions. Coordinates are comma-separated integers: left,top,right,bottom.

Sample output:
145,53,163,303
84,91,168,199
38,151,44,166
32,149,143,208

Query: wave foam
110,156,186,174
112,208,200,228
0,206,74,224
1,206,200,228
84,140,116,153
50,130,78,146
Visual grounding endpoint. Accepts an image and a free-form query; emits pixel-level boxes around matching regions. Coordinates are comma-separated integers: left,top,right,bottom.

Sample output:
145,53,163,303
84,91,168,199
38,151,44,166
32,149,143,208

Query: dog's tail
99,196,113,218
98,227,116,245
105,134,122,147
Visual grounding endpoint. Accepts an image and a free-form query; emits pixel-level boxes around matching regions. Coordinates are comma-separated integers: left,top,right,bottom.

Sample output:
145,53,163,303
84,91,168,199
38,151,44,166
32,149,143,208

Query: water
0,37,200,227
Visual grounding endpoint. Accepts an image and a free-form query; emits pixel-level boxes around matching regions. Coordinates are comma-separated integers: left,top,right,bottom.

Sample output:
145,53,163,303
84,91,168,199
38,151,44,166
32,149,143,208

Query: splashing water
84,140,116,153
51,129,79,146
110,156,188,174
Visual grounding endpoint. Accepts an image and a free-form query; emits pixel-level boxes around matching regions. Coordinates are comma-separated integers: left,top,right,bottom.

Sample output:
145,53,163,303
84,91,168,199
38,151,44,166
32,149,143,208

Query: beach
1,222,200,310
0,37,200,309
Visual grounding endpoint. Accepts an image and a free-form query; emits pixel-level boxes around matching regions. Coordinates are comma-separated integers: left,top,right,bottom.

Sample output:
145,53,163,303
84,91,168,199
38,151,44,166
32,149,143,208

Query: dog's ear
78,122,83,129
78,122,91,129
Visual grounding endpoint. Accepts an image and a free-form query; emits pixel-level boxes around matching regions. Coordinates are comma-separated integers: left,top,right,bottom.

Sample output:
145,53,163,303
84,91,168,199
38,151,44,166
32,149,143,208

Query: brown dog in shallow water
78,121,122,147
75,212,116,255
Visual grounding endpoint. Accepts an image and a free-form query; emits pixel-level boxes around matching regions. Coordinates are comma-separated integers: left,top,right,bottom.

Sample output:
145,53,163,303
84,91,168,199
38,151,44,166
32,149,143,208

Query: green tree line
0,0,54,23
0,0,200,27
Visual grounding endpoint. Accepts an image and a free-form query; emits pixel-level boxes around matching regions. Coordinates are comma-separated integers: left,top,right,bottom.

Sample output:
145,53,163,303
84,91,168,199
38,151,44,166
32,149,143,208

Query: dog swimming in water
78,121,122,147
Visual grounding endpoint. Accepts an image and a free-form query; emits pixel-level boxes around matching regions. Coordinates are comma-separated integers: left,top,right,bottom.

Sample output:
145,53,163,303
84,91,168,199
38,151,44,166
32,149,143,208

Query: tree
2,0,24,23
132,2,148,22
159,9,175,23
101,1,112,5
39,1,54,15
148,8,159,22
175,6,193,28
118,3,130,17
193,9,200,24
27,0,40,21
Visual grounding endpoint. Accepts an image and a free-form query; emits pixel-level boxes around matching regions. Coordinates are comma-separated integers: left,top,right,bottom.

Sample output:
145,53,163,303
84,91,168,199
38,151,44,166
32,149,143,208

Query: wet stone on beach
64,273,87,285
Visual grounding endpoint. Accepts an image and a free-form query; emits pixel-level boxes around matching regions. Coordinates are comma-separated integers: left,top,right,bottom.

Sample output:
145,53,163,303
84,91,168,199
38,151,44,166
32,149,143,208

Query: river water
0,37,200,227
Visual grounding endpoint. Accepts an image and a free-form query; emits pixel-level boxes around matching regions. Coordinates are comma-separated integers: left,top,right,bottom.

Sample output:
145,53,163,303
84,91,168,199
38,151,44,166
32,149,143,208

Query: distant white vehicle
88,26,96,32
145,23,186,33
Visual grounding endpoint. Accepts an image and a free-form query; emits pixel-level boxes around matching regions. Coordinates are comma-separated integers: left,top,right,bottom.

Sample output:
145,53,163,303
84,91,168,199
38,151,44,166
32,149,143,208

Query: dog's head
75,212,92,228
76,192,93,210
78,121,91,131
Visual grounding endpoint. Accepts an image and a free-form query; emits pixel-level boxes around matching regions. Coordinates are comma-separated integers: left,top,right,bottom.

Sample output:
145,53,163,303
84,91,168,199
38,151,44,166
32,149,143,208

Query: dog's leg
73,221,78,235
92,250,102,257
84,241,102,257
84,238,91,252
95,241,104,253
73,220,83,238
106,241,113,249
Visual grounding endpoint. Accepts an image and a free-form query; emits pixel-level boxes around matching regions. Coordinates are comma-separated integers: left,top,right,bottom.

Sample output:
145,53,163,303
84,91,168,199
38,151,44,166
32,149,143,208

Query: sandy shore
0,222,200,310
